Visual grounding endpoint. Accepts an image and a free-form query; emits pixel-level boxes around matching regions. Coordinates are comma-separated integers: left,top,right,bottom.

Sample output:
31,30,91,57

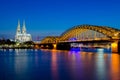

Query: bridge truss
41,24,120,43
60,24,120,42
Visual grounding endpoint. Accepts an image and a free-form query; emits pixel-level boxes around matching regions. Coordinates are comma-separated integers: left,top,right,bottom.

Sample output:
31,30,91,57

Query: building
15,20,32,42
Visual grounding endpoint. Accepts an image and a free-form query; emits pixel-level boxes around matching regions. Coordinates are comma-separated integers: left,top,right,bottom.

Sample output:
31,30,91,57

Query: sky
0,0,120,40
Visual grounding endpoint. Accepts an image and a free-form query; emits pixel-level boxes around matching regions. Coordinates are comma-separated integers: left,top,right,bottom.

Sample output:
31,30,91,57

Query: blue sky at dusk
0,0,120,40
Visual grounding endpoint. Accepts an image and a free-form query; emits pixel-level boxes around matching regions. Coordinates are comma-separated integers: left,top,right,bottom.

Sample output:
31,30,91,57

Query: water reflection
14,49,30,80
14,56,28,71
95,49,107,80
51,49,59,80
0,49,120,80
110,53,120,80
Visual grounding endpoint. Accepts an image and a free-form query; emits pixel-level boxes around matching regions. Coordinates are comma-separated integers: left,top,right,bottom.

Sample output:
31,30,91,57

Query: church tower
15,20,32,42
15,20,21,41
16,20,21,34
22,20,26,34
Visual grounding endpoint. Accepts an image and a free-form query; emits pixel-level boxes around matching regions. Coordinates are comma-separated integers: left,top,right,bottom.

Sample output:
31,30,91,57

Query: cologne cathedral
15,20,32,42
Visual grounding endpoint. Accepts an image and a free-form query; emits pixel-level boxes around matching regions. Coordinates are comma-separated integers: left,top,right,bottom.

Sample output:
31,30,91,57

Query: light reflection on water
95,49,106,80
51,49,59,80
0,49,120,80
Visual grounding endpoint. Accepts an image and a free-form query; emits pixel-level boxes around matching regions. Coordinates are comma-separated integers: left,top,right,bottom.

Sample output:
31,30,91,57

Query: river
0,49,120,80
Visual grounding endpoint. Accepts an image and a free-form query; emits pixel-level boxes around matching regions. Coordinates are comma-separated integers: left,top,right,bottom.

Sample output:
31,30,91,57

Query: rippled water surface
0,49,120,80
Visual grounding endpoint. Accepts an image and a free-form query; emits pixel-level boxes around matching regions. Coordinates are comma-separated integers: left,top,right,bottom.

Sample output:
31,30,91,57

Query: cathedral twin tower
15,20,32,42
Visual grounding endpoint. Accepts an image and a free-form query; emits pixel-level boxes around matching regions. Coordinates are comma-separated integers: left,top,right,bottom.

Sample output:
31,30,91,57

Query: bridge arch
60,24,120,41
40,36,59,44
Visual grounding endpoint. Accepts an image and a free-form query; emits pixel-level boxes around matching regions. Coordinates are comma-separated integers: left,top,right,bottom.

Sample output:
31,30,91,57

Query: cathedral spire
15,20,32,42
16,20,21,34
22,20,26,34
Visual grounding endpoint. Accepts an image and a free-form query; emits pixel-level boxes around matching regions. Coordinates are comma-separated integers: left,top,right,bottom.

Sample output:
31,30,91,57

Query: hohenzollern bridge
34,24,120,53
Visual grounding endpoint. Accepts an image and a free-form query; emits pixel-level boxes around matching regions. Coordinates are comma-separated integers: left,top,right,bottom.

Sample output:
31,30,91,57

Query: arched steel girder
60,24,120,41
60,29,88,41
41,36,59,44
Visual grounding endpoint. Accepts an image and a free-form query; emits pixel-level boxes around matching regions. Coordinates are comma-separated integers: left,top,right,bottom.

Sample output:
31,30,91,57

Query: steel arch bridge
39,24,120,53
59,24,120,42
40,36,59,44
41,24,120,43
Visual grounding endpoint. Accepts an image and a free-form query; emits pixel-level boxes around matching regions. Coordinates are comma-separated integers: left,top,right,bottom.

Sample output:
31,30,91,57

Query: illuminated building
15,20,32,42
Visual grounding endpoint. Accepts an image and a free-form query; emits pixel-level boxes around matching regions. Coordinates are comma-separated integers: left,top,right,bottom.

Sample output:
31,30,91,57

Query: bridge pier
56,42,71,50
38,44,54,49
111,41,120,53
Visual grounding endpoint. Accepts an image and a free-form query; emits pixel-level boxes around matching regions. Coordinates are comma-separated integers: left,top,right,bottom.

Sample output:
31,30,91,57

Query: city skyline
0,0,120,40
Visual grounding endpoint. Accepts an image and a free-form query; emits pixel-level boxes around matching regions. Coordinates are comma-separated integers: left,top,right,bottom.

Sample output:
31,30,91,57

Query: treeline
0,39,35,49
0,39,15,45
0,39,34,45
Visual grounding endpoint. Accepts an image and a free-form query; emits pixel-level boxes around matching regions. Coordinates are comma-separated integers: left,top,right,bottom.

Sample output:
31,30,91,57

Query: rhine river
0,49,120,80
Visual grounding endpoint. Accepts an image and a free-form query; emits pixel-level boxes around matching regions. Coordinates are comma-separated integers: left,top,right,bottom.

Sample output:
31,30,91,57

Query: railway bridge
35,24,120,53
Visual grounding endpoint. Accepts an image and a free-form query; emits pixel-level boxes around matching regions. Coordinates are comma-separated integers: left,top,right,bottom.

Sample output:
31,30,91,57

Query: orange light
53,44,57,49
112,42,117,48
35,45,39,49
111,42,118,53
